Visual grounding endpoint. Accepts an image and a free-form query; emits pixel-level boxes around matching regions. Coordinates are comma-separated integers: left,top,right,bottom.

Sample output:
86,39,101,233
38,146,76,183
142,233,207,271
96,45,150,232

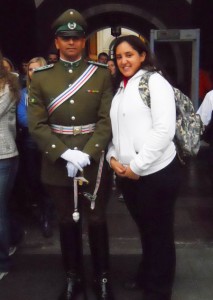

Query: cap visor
56,31,85,37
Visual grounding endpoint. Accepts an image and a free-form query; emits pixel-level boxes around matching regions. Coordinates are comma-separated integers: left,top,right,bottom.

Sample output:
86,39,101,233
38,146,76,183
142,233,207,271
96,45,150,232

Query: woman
2,57,15,72
107,59,117,95
0,51,20,280
17,57,53,238
107,59,116,76
107,35,181,300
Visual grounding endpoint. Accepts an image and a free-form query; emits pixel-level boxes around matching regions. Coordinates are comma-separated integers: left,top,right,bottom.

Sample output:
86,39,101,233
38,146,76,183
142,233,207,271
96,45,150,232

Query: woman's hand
110,158,140,180
124,166,140,180
110,157,127,176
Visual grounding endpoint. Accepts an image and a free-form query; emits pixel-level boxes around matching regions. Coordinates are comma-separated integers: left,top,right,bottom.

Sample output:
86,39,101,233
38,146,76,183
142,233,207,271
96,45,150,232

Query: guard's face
115,41,146,78
55,36,86,61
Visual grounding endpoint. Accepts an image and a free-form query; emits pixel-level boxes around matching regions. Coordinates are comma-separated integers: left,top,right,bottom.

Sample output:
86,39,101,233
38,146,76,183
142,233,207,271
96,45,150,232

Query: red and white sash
47,64,98,115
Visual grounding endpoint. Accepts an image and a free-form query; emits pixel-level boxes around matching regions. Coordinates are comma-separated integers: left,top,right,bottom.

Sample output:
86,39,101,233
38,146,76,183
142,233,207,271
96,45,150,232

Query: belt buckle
73,126,81,136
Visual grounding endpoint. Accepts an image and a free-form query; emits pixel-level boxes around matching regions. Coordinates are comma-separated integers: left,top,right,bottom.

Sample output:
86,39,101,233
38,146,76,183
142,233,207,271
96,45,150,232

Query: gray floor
0,143,213,299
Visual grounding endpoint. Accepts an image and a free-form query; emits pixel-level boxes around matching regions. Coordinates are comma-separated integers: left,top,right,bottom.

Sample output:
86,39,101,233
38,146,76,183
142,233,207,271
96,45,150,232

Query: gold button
70,99,74,104
95,144,99,148
69,69,73,73
52,144,56,148
71,116,75,120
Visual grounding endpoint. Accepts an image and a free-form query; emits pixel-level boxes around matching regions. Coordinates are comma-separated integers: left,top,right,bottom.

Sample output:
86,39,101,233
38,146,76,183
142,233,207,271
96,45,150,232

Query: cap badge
68,22,77,30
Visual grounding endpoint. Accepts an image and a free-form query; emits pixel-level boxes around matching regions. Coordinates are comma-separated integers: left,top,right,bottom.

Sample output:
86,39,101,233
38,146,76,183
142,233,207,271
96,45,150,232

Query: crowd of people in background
0,51,21,281
0,51,59,281
17,57,54,238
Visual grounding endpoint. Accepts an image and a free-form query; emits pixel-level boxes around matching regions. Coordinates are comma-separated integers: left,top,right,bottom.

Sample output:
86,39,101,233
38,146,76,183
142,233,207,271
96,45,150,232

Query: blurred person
2,57,15,72
107,59,117,95
18,59,28,88
28,9,114,300
0,51,20,280
197,91,213,238
197,90,213,133
107,59,116,76
98,52,109,64
17,57,54,238
47,51,59,64
107,35,181,300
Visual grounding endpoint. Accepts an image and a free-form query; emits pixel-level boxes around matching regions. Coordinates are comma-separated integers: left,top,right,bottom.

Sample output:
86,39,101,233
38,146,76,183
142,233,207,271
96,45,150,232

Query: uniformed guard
28,9,114,300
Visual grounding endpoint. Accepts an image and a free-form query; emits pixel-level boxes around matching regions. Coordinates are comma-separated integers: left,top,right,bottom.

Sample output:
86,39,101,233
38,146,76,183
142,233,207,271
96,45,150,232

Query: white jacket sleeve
106,142,118,164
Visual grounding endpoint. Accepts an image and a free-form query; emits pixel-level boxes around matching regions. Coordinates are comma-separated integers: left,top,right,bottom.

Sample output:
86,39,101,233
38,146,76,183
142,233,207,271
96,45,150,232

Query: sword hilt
74,176,89,186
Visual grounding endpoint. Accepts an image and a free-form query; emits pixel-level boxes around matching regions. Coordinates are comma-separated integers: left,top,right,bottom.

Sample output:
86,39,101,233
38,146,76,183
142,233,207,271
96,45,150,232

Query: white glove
61,149,91,171
66,162,78,178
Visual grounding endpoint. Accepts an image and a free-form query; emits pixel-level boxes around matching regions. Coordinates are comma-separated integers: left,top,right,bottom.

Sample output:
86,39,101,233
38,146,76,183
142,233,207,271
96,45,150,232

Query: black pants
118,157,181,298
45,167,112,277
18,133,53,217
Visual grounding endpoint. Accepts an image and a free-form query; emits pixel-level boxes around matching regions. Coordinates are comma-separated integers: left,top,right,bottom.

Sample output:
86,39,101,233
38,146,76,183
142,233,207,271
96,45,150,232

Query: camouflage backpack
139,71,204,163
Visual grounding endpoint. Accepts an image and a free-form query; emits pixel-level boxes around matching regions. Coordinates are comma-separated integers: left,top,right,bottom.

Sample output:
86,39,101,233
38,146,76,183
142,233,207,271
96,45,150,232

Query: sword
73,174,89,222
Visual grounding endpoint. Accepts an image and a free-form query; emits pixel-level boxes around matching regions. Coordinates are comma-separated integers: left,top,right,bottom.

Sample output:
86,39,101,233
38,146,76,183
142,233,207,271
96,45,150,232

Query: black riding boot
88,222,115,300
58,271,84,300
58,222,86,300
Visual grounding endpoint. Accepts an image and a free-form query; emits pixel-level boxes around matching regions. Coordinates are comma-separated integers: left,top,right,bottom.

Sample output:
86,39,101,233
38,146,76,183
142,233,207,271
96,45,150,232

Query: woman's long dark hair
0,50,20,102
113,35,160,90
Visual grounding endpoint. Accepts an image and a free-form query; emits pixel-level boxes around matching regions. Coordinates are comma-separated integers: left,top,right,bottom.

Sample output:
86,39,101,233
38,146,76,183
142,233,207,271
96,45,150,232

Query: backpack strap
138,71,155,108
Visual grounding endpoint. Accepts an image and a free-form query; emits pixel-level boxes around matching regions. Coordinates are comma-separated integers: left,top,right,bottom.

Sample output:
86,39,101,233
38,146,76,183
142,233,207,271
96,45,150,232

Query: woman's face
115,41,146,78
28,62,41,79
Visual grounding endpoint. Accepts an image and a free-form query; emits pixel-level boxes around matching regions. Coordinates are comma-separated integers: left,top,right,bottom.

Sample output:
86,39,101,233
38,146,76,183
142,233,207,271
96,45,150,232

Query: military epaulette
87,61,108,68
34,64,54,72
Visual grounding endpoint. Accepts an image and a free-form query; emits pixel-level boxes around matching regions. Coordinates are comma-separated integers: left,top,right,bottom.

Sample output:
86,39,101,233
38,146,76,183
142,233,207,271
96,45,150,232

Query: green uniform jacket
28,59,113,187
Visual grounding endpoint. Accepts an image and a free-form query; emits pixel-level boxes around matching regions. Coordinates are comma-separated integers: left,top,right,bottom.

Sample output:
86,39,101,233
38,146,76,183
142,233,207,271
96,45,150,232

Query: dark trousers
0,157,19,272
118,157,181,298
45,168,112,278
17,133,53,217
